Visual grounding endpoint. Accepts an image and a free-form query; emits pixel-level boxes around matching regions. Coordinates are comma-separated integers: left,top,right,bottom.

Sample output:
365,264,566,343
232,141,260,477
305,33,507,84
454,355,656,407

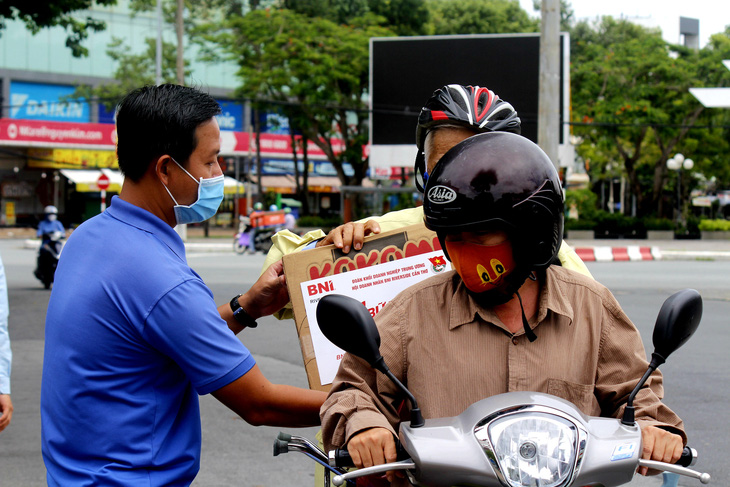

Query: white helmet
44,205,58,215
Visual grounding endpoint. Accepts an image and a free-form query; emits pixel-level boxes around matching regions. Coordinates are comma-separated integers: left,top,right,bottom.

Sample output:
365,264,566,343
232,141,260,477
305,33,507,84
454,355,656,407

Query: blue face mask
163,158,225,225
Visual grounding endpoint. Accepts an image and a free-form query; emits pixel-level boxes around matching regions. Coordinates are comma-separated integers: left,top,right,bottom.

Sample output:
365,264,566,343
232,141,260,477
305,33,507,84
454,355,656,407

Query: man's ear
155,155,172,185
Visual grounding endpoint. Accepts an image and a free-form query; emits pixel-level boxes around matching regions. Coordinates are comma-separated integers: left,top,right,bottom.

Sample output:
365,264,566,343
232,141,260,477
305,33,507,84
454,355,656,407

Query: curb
574,246,661,262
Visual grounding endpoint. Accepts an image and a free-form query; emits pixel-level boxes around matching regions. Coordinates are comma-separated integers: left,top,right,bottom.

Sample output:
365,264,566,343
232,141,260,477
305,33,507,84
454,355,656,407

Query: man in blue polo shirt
40,84,326,486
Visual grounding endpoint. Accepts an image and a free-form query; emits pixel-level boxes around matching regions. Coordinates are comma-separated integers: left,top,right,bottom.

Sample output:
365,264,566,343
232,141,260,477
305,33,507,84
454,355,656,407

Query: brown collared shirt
321,265,685,452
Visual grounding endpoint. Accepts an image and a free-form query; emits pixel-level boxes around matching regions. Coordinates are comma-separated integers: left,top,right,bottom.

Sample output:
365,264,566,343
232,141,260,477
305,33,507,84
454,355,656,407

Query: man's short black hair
115,84,222,181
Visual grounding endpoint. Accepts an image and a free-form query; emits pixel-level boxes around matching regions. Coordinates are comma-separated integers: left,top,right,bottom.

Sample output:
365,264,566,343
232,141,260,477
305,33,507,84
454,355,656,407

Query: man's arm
212,364,326,427
219,259,289,334
0,394,12,432
595,294,686,474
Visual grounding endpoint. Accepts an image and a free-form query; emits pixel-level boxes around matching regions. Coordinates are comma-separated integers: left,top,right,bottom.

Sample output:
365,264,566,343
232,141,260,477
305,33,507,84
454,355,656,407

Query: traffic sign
97,173,110,191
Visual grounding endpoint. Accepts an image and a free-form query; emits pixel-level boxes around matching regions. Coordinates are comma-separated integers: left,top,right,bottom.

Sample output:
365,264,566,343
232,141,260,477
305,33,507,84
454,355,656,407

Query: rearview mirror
652,288,702,364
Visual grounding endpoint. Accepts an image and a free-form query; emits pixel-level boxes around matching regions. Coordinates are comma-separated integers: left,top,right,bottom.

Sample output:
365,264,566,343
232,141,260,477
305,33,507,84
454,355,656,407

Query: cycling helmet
414,84,521,191
423,132,563,271
253,202,263,211
44,205,58,214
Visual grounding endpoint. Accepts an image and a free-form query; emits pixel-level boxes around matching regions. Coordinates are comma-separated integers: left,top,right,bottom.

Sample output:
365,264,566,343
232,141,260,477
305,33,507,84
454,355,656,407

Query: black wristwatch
229,294,258,328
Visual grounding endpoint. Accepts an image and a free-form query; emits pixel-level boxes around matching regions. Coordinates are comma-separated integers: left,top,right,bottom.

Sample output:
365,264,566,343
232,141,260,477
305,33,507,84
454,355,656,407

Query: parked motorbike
35,231,64,289
274,290,710,487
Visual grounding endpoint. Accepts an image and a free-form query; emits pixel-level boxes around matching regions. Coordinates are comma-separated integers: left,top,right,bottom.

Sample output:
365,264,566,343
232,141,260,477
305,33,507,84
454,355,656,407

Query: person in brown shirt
320,132,685,485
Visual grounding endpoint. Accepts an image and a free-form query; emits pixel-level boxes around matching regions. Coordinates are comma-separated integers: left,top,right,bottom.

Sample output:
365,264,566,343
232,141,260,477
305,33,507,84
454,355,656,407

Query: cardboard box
283,223,451,391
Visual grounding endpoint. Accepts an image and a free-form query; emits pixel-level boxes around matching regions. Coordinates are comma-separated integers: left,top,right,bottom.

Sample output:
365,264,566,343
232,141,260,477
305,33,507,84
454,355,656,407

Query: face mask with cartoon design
445,239,516,294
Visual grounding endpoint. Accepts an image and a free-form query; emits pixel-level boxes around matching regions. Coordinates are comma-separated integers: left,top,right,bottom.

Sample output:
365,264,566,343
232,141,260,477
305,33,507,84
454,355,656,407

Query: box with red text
282,223,451,391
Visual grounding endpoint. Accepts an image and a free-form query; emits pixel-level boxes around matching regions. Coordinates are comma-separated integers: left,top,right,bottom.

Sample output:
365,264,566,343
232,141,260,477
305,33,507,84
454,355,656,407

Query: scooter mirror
652,288,702,364
316,294,385,371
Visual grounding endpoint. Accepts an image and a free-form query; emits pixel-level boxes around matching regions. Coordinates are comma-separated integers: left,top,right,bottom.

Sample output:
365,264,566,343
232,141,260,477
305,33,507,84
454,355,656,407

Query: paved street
0,236,727,486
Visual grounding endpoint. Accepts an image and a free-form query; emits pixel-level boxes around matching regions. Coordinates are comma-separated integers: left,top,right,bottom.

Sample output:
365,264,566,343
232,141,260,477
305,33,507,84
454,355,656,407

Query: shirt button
512,337,519,345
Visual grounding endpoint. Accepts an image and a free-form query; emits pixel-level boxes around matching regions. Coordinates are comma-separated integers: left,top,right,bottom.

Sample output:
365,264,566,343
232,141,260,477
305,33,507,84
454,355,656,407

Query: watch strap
229,294,258,328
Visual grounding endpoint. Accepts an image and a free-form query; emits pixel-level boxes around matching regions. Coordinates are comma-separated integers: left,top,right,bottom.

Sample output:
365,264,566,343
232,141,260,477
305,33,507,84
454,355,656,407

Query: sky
518,0,730,48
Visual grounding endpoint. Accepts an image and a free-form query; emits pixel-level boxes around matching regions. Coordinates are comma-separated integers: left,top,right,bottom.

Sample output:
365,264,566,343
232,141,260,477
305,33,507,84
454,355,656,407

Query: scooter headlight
476,411,582,487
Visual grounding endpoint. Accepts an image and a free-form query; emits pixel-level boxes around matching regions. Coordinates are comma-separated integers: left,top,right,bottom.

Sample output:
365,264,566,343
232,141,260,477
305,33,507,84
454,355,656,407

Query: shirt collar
448,267,575,332
106,195,186,260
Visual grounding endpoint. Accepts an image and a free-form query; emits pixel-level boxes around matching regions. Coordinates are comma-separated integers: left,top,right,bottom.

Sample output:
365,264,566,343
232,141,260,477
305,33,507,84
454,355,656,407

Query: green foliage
592,211,645,238
282,0,428,35
425,0,537,35
69,37,184,109
0,0,118,56
698,219,730,231
565,188,598,221
296,215,343,230
571,18,730,218
222,8,392,187
642,217,674,231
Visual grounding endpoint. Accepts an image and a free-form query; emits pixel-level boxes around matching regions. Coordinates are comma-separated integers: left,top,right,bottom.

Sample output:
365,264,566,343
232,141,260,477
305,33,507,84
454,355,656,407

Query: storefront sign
27,148,118,169
1,181,35,198
216,100,244,132
0,119,116,149
10,81,90,122
220,131,348,160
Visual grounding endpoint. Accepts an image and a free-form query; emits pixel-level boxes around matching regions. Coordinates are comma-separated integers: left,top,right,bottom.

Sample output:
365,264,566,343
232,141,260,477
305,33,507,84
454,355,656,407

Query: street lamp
667,153,694,226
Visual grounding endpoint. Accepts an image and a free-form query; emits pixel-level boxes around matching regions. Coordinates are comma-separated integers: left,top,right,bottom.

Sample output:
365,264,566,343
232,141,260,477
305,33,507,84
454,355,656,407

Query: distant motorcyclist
248,202,264,254
37,206,65,240
34,206,65,283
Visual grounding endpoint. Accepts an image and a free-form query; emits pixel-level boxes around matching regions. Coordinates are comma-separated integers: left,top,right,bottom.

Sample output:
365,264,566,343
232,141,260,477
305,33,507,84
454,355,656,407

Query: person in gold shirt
262,85,591,320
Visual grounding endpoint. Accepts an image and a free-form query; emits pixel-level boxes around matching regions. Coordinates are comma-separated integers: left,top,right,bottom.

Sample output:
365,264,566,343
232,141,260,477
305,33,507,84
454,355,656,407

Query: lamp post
667,153,694,226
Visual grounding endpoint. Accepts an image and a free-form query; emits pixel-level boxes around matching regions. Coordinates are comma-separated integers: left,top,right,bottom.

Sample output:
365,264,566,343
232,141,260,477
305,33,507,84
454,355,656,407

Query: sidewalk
5,226,730,260
565,237,730,261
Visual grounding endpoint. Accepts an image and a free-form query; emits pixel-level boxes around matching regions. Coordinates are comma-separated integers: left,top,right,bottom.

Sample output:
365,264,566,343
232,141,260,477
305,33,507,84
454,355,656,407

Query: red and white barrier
574,246,662,262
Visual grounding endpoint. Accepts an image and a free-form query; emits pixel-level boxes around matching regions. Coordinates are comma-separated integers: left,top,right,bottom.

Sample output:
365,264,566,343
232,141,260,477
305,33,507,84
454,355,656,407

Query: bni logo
427,185,456,204
307,280,335,296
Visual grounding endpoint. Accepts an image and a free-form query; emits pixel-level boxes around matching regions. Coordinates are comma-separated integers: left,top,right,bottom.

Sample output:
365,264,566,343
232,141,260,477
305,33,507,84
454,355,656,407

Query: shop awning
259,175,374,194
61,169,247,195
60,169,124,192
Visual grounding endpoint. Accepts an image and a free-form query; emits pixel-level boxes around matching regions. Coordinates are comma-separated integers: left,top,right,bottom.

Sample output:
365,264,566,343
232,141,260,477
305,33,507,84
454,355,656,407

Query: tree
425,0,538,35
570,17,720,218
0,0,118,56
220,8,392,206
70,36,184,109
283,0,429,35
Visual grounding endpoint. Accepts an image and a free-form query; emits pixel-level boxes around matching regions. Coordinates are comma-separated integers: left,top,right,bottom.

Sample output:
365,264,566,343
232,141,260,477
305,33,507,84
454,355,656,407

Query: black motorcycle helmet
414,84,521,191
423,131,564,272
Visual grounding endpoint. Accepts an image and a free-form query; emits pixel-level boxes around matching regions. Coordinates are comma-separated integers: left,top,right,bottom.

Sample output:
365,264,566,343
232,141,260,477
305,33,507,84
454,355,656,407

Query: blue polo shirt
41,196,256,486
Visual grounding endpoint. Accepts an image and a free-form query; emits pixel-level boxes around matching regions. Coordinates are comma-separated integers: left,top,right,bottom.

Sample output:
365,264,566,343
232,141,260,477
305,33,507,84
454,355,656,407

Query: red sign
0,118,117,148
97,174,110,190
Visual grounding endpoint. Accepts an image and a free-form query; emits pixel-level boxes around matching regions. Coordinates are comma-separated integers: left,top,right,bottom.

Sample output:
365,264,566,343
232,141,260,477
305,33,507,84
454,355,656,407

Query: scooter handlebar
330,441,409,468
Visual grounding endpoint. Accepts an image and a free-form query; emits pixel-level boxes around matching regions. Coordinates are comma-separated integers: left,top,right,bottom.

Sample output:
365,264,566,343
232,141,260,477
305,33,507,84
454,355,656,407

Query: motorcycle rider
320,132,685,485
34,205,65,282
261,84,591,319
248,202,264,254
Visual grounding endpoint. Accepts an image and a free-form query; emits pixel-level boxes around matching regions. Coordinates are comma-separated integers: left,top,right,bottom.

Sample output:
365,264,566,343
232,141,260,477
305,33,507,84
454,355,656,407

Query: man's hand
0,394,13,433
347,427,401,483
638,425,684,476
316,220,381,253
239,260,289,320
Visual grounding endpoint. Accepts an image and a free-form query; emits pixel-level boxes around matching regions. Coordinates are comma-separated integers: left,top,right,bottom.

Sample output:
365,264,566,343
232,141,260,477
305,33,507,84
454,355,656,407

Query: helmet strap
514,290,538,342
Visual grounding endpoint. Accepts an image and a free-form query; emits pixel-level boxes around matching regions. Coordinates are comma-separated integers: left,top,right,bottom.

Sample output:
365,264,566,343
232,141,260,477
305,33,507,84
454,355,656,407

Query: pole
677,170,682,225
101,190,107,213
176,0,184,85
155,0,162,85
538,0,560,169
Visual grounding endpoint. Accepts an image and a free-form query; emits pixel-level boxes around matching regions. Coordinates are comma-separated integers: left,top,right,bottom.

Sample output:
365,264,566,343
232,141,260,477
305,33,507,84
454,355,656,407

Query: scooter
233,216,278,254
35,231,64,289
274,290,710,487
